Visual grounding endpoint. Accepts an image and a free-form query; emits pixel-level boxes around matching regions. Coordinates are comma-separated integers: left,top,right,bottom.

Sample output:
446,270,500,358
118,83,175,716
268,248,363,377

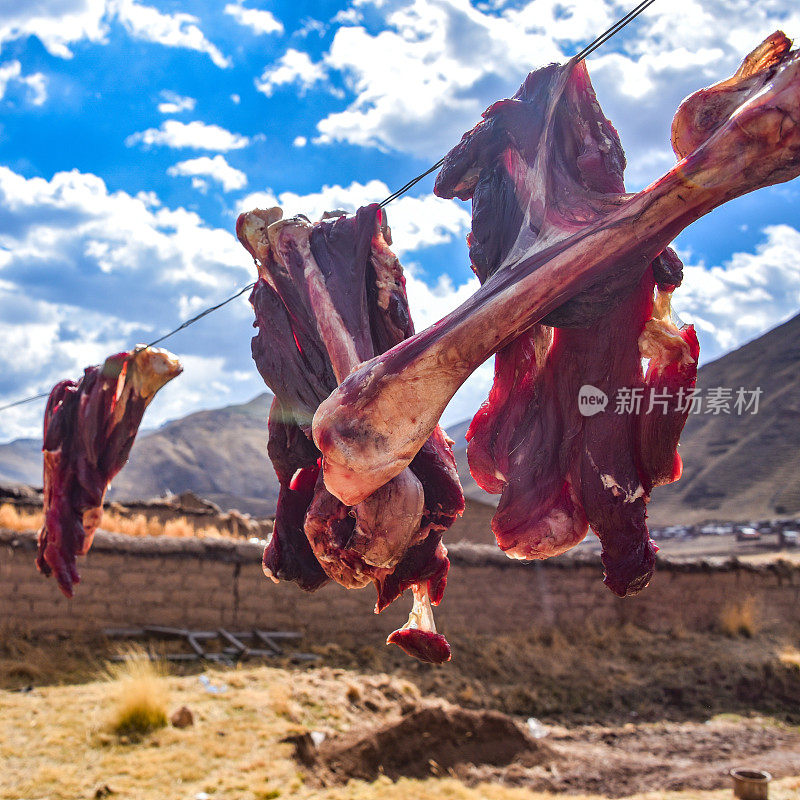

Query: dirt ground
2,660,800,800
2,621,800,800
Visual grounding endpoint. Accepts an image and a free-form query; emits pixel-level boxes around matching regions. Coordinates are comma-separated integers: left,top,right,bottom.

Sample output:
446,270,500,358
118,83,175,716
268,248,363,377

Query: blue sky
1,0,799,442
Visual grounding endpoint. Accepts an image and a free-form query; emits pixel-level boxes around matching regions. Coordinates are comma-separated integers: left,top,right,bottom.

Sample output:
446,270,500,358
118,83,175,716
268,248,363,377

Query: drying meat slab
37,347,182,597
432,51,698,596
238,204,463,663
312,32,800,592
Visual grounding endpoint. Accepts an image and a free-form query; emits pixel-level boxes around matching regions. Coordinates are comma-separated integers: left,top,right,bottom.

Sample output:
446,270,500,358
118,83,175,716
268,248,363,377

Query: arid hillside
2,312,800,523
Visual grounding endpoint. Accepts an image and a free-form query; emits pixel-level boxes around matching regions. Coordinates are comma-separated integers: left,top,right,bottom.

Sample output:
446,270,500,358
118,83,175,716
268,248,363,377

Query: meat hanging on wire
37,347,182,597
238,204,464,663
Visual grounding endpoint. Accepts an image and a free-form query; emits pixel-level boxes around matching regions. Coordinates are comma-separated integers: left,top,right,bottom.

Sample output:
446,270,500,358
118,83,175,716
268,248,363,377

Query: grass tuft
779,647,800,669
719,595,759,637
102,644,169,739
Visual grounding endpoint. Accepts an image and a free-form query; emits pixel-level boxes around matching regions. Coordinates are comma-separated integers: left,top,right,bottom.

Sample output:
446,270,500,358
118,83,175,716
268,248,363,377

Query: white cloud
676,225,800,363
313,0,571,155
157,90,196,114
255,48,327,97
238,178,470,256
0,0,109,59
306,0,800,183
0,0,233,67
0,165,261,440
113,0,230,68
168,155,247,192
297,18,326,37
126,120,249,151
293,135,307,147
224,2,283,35
332,8,363,25
0,60,47,105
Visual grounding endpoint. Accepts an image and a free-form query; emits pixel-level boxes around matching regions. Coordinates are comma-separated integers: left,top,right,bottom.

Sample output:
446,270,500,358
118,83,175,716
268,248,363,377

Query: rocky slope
2,313,799,522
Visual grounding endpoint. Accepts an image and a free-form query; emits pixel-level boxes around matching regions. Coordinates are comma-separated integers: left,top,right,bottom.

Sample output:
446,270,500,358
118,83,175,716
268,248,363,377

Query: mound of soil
295,703,554,783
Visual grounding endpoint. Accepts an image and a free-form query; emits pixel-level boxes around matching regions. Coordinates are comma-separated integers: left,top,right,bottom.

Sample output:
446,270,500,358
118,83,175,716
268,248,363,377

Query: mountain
0,393,280,518
108,393,279,517
2,312,800,523
0,438,43,488
447,313,800,525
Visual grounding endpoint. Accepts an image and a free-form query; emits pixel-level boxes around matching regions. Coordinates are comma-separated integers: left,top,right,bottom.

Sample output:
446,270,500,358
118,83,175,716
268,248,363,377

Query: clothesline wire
135,281,256,352
378,0,658,208
0,0,656,416
0,281,258,413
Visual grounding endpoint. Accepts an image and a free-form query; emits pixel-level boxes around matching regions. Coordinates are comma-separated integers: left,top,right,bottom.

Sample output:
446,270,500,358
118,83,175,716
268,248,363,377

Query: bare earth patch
1,661,799,800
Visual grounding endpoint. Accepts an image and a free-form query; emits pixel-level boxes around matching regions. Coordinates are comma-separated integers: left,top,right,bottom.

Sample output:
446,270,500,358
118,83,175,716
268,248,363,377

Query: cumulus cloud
676,225,800,363
0,0,109,59
113,0,230,68
238,178,470,256
126,120,249,151
0,0,230,68
224,2,283,35
0,165,261,440
167,155,247,192
332,8,362,25
307,0,800,185
255,48,327,97
157,90,196,114
0,60,47,105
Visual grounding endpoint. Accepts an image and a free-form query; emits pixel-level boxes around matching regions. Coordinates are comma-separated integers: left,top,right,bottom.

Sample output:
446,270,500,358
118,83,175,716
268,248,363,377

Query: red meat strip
313,31,800,540
37,347,182,597
238,203,463,661
433,56,698,595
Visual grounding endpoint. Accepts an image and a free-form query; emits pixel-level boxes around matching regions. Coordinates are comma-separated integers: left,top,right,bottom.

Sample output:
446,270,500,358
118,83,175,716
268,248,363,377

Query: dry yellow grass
0,502,234,539
0,664,798,800
741,550,800,566
0,503,40,531
719,595,759,637
102,644,169,738
779,647,800,669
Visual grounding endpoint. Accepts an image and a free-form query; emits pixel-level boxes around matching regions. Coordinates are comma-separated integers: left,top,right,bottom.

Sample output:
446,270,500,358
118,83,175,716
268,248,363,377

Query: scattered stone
170,706,194,728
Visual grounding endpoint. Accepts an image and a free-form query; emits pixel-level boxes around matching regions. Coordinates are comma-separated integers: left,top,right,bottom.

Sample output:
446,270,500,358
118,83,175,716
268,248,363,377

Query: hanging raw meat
431,53,698,596
37,347,182,597
312,32,800,591
238,204,463,663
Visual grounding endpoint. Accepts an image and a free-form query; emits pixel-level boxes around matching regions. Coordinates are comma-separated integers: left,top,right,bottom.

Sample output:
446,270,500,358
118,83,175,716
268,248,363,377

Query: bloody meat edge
312,27,800,582
37,347,182,598
431,54,699,596
239,203,463,664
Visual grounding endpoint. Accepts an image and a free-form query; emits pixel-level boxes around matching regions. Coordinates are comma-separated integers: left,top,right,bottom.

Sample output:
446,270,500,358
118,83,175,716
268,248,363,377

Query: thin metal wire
0,392,51,413
378,0,658,208
1,282,257,413
379,158,446,208
576,0,657,61
136,281,256,352
0,0,658,415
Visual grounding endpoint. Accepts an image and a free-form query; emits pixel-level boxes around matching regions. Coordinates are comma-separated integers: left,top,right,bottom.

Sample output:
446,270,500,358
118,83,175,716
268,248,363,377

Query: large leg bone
314,37,800,504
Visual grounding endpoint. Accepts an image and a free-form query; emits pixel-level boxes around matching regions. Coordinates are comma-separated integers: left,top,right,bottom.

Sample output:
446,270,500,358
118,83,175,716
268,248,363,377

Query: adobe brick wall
2,529,799,645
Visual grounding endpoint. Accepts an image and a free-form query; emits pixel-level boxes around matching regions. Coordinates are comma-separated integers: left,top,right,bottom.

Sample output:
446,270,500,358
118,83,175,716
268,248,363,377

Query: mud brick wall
2,529,799,643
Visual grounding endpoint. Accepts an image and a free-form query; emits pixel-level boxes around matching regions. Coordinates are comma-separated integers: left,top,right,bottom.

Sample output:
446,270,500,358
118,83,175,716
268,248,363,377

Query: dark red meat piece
239,203,463,659
37,348,182,597
435,57,700,595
